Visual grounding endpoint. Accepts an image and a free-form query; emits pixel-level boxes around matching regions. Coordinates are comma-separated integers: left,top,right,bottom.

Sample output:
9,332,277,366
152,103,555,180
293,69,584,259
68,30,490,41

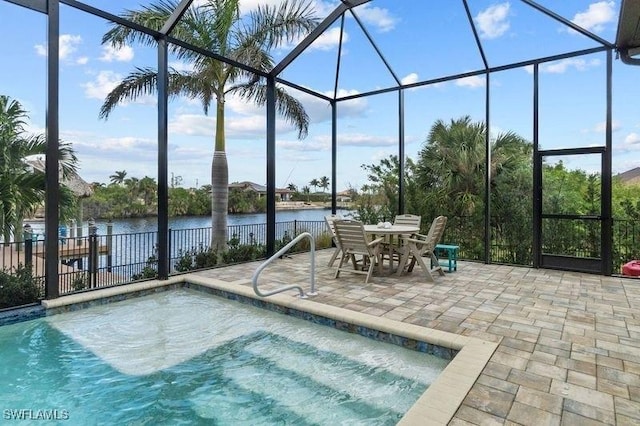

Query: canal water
22,209,353,274
27,209,353,236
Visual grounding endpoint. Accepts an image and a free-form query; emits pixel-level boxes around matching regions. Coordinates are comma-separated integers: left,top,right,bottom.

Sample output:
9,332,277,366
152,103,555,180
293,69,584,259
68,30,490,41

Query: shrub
131,254,159,281
0,265,41,309
222,235,265,264
174,245,218,272
71,273,88,292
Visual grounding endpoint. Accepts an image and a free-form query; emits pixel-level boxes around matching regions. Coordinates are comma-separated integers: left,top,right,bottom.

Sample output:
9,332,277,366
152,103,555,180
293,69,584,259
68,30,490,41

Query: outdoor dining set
324,213,450,284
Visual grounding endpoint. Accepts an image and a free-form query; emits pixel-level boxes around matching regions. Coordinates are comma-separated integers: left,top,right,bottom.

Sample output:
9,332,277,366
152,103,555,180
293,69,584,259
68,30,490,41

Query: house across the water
228,181,293,201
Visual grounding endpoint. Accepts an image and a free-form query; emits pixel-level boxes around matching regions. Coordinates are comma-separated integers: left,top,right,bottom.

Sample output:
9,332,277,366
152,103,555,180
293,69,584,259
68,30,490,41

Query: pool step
221,361,400,425
242,333,425,414
189,331,421,424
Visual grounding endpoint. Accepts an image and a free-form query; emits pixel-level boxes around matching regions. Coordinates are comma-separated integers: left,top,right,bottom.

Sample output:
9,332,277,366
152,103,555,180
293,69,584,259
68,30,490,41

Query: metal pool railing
251,232,317,298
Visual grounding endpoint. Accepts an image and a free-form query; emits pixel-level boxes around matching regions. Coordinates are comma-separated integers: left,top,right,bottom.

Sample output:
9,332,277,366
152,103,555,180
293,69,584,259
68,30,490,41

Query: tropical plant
309,178,319,192
0,95,79,242
99,0,318,253
0,265,41,308
319,176,329,192
109,170,127,186
414,116,533,263
138,176,158,205
286,183,298,192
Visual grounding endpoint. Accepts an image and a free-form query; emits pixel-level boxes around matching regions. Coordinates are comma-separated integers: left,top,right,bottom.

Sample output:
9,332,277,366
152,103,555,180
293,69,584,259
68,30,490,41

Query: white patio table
363,224,420,272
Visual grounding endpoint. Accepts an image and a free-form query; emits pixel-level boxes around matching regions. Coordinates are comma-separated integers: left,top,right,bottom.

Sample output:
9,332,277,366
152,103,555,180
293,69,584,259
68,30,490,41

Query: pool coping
41,275,499,425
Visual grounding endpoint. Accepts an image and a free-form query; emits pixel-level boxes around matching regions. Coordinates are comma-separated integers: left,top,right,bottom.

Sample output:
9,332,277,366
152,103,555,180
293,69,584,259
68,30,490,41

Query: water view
28,209,352,237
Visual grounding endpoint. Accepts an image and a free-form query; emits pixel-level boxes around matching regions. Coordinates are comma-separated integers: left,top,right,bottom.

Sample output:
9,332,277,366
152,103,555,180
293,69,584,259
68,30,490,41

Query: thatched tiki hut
25,158,93,238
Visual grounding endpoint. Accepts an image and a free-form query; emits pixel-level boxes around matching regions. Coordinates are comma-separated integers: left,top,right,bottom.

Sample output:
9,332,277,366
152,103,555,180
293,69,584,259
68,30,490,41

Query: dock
1,238,122,294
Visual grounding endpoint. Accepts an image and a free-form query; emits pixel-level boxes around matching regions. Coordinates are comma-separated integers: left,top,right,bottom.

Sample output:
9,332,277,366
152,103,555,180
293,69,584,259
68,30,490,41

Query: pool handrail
252,232,317,298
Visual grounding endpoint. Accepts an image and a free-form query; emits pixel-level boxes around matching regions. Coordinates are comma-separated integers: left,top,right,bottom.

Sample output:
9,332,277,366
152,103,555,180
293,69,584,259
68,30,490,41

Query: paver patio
192,248,640,425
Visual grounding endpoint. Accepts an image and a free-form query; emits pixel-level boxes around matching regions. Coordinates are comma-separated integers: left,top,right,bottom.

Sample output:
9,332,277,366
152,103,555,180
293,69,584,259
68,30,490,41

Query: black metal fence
0,220,332,299
2,217,640,305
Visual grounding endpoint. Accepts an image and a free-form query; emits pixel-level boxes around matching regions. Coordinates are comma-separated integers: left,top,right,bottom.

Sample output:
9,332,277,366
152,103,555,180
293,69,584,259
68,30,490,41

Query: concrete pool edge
41,274,499,425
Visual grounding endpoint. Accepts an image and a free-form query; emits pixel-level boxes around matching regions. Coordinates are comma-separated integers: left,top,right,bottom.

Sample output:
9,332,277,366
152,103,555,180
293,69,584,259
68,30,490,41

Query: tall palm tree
138,176,158,206
0,95,79,242
319,176,329,192
109,170,127,186
99,0,318,251
286,183,298,192
309,178,319,193
417,116,531,217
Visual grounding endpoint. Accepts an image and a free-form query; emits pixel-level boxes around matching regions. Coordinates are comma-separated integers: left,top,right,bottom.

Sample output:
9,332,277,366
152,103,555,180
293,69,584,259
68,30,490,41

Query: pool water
0,289,449,425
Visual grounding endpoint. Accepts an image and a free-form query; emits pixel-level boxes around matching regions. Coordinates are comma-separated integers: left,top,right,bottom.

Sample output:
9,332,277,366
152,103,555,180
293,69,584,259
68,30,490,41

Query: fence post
106,220,113,273
294,220,298,236
168,228,172,275
23,224,33,267
88,219,98,288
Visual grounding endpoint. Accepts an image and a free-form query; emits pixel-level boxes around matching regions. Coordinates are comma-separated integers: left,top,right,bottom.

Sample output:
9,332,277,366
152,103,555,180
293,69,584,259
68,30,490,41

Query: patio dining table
363,224,420,272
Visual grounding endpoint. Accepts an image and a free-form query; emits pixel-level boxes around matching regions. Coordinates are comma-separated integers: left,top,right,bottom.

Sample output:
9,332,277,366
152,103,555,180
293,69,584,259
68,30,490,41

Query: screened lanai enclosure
2,0,640,299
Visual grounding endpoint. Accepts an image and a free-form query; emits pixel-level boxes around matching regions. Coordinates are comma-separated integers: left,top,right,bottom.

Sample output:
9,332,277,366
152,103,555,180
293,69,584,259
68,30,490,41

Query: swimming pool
0,288,449,425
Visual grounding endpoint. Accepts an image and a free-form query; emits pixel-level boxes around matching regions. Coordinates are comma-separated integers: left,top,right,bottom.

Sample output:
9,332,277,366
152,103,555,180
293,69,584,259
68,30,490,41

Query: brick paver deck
192,249,640,425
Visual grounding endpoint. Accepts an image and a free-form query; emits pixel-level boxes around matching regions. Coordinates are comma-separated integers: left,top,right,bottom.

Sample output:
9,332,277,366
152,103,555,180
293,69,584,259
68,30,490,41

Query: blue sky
0,0,638,192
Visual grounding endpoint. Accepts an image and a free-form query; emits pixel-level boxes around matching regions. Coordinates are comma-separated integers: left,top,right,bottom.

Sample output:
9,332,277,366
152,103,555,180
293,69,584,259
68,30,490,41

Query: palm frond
242,0,317,50
102,0,178,47
99,67,160,119
232,81,309,139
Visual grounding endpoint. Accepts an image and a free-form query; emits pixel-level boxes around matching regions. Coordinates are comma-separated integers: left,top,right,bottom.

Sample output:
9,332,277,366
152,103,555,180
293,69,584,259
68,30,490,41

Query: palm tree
99,0,318,252
309,178,319,193
302,185,310,202
319,176,329,192
0,95,79,242
138,176,158,206
416,115,531,217
286,183,298,192
109,170,127,186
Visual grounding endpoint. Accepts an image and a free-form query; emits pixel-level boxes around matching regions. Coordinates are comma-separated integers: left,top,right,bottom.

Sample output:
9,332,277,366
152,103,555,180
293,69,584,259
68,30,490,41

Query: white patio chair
324,214,343,267
333,219,384,284
396,215,447,281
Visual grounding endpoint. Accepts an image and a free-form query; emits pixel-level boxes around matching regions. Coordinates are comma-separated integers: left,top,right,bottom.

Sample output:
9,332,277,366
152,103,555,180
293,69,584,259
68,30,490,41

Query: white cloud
101,136,157,151
168,111,295,139
310,27,347,51
337,133,397,147
100,45,134,62
82,71,123,100
35,34,83,61
625,133,640,145
278,132,396,151
456,75,485,88
277,137,329,152
571,1,616,33
542,58,601,73
401,73,419,85
353,3,398,33
475,3,510,40
169,114,215,137
82,70,157,107
169,61,195,73
76,57,89,65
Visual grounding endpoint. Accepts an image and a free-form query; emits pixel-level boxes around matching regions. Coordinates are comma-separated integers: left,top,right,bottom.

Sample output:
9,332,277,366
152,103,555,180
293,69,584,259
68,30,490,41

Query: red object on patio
622,260,640,276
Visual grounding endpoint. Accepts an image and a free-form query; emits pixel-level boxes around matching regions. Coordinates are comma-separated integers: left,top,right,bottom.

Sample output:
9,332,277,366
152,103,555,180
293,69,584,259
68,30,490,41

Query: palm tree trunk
211,98,228,252
211,151,228,252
